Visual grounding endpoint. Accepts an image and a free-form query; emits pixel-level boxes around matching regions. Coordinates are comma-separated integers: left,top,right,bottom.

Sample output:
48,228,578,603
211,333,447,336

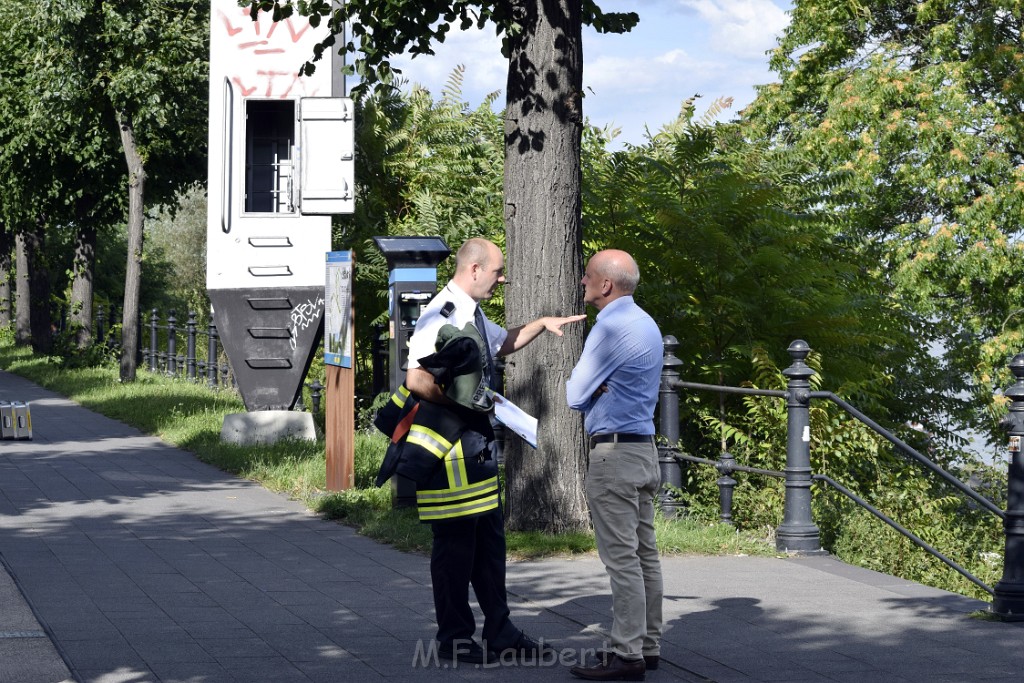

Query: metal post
96,307,105,345
776,339,823,553
658,335,685,517
993,353,1024,620
186,312,197,380
167,310,177,376
149,309,159,372
207,323,218,388
310,379,323,414
717,451,737,525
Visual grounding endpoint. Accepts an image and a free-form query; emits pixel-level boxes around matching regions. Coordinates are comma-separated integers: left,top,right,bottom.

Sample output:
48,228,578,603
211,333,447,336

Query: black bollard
207,323,219,388
96,307,106,345
993,353,1024,620
149,309,159,372
776,339,824,553
186,312,197,380
658,335,685,518
717,451,738,526
167,310,177,376
310,379,323,414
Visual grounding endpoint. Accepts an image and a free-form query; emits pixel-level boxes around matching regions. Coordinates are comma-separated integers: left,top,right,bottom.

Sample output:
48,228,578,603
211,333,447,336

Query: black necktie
474,305,496,390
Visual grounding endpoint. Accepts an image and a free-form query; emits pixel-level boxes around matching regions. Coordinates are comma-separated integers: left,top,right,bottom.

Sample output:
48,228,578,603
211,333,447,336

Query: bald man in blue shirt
566,249,664,682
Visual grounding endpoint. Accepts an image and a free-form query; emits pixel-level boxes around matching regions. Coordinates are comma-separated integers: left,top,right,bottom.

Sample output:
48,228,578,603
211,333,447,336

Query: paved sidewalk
1,368,1022,683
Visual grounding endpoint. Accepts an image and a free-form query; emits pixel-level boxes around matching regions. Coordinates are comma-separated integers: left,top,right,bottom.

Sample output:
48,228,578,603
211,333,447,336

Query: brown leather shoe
570,652,646,681
598,649,659,671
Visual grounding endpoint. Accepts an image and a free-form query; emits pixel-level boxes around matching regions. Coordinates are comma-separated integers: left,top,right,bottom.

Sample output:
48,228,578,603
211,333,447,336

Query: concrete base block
220,411,316,446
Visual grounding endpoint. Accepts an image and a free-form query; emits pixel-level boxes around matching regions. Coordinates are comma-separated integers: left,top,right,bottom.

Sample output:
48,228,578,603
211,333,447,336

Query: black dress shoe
598,649,659,670
490,631,555,660
437,639,488,664
570,652,646,681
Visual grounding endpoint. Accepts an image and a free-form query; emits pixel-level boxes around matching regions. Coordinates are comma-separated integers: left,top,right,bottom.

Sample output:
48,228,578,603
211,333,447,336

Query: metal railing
658,335,1024,619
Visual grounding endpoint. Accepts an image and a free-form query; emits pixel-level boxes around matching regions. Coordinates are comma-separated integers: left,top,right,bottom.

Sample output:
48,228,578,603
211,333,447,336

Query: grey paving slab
3,367,1024,682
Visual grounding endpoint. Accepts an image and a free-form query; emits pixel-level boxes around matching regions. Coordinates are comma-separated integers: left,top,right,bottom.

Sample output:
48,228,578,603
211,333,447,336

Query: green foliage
583,101,915,459
145,183,210,317
0,1,209,375
745,0,1024,448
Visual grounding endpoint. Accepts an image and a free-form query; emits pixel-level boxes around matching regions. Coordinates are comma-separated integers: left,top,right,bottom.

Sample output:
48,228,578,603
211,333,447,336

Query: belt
589,433,655,449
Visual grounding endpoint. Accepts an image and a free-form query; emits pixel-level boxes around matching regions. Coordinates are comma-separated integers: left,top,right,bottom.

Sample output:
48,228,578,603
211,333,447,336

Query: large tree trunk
0,226,11,328
14,231,31,345
117,110,146,382
502,0,588,533
68,210,97,349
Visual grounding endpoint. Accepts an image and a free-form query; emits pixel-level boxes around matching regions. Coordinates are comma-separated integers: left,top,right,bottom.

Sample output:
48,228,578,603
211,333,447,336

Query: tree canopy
744,0,1024,446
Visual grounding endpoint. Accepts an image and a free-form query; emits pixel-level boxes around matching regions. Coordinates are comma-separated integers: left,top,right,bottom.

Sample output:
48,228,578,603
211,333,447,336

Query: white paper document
491,391,538,449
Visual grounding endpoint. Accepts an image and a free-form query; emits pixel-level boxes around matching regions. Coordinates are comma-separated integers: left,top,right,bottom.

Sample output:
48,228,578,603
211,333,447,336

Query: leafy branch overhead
243,1,637,90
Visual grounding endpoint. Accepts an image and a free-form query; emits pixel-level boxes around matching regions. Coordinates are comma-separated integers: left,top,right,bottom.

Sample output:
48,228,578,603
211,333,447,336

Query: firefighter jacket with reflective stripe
373,385,499,523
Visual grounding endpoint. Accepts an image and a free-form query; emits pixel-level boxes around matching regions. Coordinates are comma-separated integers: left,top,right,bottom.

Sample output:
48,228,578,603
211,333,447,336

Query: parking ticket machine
372,236,452,393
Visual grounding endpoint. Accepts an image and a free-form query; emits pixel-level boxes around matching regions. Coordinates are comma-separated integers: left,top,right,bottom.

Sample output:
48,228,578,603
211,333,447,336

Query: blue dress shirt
566,296,663,436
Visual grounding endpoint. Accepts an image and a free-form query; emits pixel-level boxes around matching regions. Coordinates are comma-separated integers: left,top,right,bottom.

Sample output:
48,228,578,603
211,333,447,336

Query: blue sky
385,0,793,147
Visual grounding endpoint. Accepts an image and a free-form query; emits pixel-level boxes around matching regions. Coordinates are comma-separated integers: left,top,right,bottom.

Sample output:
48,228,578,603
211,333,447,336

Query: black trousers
430,508,519,649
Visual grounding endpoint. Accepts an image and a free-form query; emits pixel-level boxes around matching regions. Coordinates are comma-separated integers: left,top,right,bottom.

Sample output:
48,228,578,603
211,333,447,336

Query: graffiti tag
290,296,325,351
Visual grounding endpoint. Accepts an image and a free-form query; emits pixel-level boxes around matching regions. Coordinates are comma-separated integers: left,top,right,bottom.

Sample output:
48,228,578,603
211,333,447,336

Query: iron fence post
717,451,737,525
186,312,197,380
310,379,323,414
167,310,177,376
776,339,823,553
658,335,685,518
207,323,218,388
993,353,1024,620
149,310,159,372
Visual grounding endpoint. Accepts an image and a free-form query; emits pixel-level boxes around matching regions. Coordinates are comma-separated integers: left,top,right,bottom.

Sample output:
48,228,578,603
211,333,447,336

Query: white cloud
676,0,790,61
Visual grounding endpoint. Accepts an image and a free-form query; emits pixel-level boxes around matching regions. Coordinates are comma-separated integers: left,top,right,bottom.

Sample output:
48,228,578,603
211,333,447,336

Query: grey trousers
586,440,664,660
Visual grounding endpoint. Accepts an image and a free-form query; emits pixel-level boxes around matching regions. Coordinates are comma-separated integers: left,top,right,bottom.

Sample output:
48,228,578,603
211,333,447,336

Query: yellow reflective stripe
417,493,500,521
417,476,499,502
444,441,469,489
390,385,411,408
407,425,453,459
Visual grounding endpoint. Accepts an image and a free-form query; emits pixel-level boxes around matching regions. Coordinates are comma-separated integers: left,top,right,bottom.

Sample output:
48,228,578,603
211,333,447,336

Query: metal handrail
674,380,786,399
812,472,993,595
671,449,995,595
811,390,1005,519
670,379,1004,520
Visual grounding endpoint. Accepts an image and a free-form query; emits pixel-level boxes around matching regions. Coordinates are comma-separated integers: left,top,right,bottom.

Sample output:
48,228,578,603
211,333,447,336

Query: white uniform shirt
406,282,508,370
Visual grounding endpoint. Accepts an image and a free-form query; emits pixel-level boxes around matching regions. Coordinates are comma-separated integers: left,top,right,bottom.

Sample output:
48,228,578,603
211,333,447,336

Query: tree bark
0,226,11,328
14,231,31,345
117,109,146,382
69,208,97,349
502,0,589,533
